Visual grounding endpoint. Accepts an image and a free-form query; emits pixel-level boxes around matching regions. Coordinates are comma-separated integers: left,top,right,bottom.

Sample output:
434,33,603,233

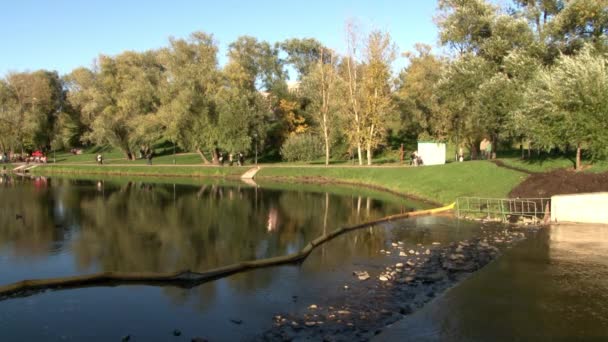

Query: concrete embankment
551,192,608,224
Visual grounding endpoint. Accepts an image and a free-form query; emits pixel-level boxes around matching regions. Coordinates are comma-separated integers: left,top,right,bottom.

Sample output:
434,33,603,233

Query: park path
240,166,261,179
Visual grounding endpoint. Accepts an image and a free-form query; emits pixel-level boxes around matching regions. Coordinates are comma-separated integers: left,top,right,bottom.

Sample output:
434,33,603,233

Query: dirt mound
509,169,608,198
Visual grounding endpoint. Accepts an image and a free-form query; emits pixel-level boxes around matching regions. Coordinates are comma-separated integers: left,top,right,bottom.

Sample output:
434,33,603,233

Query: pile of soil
509,169,608,198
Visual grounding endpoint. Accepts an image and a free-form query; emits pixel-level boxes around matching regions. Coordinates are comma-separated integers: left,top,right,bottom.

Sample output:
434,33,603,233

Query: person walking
146,152,153,165
96,154,103,165
486,141,493,160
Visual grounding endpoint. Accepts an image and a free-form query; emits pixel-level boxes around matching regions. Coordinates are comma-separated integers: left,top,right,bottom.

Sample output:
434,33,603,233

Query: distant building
287,81,301,93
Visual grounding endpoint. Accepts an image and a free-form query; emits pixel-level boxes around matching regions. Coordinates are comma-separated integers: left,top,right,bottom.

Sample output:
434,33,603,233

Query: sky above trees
0,0,438,77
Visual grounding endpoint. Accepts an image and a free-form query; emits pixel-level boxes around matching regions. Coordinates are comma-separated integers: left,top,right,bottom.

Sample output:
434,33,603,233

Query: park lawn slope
257,161,526,205
32,164,247,178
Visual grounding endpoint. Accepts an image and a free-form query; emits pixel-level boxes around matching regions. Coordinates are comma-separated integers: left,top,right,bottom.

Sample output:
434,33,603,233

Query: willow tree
157,32,219,163
0,71,64,154
523,46,608,170
71,51,164,160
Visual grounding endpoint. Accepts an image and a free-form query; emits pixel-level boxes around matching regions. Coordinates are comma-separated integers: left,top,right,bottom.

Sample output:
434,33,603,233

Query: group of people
218,152,245,166
0,152,47,164
410,151,423,166
479,138,493,160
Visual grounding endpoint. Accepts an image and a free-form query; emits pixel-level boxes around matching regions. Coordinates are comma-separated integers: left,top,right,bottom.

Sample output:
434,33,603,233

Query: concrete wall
551,192,608,224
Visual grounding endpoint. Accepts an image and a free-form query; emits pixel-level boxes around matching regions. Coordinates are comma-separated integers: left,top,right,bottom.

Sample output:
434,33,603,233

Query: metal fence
456,197,551,223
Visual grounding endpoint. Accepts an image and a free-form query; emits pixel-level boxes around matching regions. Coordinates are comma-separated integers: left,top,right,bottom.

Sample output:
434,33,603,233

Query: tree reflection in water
0,176,411,292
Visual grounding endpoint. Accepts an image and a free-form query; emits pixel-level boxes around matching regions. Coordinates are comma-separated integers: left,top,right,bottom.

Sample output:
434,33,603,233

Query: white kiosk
417,141,446,166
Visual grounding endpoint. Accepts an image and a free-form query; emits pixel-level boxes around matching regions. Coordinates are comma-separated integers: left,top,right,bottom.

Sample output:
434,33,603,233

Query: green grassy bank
256,162,526,205
32,161,526,205
33,164,247,178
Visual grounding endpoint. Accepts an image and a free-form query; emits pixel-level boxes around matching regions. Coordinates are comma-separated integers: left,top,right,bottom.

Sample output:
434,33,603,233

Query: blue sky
0,0,439,78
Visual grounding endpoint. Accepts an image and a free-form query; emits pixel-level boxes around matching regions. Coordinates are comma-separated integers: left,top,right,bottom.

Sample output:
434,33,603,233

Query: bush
280,134,324,162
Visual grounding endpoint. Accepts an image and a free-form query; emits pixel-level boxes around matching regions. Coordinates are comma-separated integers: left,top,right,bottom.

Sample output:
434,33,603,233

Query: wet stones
258,225,535,342
353,271,370,281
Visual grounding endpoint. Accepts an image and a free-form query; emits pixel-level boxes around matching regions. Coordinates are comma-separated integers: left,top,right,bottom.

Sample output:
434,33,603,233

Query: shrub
280,134,324,162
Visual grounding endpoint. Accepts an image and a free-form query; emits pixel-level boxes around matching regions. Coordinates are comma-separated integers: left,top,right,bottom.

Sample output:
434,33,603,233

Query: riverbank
30,161,527,205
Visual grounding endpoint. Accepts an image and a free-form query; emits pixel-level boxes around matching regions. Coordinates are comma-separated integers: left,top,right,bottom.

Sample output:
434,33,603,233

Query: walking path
240,166,261,179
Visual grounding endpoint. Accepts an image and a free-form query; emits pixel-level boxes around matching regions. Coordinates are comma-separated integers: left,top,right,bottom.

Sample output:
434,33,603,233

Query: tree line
0,0,606,168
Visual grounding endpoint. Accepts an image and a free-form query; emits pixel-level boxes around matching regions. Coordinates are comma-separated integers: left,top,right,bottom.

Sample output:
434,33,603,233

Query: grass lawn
496,154,608,173
33,164,247,178
257,161,527,205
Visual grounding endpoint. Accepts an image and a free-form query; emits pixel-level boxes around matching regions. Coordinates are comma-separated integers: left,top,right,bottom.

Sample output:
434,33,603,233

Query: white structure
551,192,608,224
417,141,446,166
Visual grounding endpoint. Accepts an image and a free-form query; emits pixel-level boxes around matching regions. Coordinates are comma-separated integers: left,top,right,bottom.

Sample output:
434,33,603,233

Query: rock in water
173,329,182,337
353,270,370,281
379,275,389,282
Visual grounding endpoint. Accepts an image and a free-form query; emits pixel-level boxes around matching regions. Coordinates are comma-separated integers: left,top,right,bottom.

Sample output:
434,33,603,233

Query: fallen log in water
0,203,455,301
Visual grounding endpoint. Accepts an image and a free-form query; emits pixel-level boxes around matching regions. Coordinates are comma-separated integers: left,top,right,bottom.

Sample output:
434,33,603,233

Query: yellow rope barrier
0,202,456,300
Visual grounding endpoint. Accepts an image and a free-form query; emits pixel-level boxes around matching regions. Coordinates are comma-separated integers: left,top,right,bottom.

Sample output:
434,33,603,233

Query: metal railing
456,197,551,223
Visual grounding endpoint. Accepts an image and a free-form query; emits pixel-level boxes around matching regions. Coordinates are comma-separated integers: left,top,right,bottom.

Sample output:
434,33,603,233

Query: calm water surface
377,224,608,341
0,175,492,341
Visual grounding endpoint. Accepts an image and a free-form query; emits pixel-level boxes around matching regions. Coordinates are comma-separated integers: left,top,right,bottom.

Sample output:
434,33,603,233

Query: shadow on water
377,224,608,341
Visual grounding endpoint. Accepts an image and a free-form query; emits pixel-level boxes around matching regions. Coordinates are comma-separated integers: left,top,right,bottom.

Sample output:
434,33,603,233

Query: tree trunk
576,144,581,171
196,148,210,164
123,149,133,160
366,124,375,165
324,129,330,166
469,142,479,160
211,148,220,165
357,143,363,165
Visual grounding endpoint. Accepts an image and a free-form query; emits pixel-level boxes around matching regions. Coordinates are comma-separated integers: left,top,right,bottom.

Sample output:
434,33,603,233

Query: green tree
83,51,164,159
396,44,445,140
523,46,608,170
0,71,64,154
157,32,220,163
280,38,327,80
550,0,608,53
302,48,343,165
360,30,397,165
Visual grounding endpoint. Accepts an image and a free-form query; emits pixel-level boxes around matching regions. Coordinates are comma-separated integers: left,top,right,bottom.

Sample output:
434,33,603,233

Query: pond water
0,175,495,341
376,224,608,341
0,175,428,285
